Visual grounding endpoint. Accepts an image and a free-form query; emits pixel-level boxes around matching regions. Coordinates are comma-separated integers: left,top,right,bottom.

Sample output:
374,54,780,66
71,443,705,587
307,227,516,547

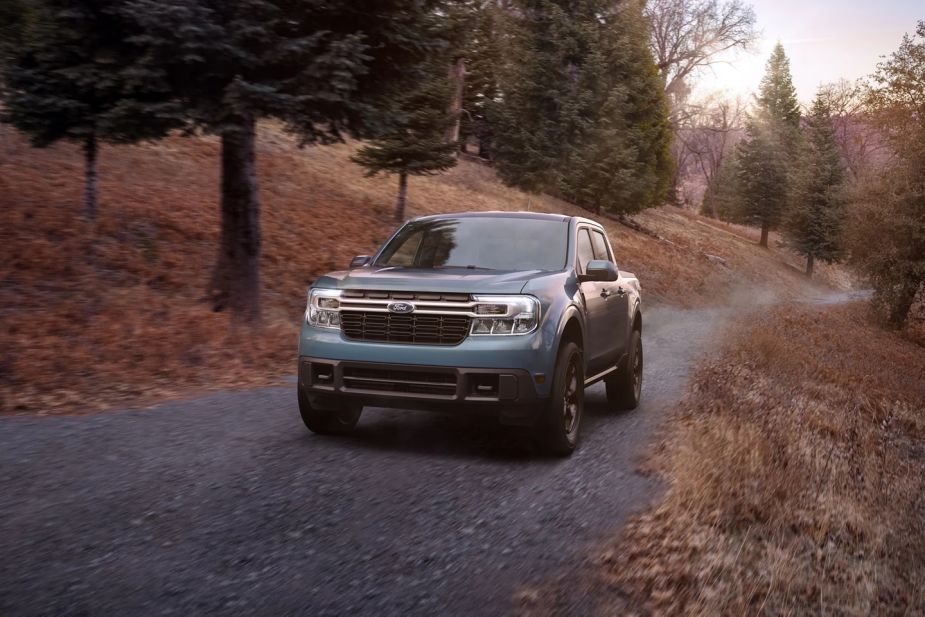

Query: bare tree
680,96,745,184
674,95,745,209
645,0,758,103
817,79,887,179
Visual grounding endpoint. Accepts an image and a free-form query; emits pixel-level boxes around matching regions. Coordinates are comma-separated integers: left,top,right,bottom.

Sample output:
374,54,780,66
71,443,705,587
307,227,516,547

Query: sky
693,0,923,103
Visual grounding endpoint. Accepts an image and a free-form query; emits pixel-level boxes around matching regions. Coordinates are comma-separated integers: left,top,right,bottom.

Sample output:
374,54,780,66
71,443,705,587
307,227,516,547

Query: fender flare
555,304,586,351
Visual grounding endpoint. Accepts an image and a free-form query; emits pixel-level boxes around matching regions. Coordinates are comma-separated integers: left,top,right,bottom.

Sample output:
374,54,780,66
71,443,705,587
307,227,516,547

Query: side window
576,229,595,275
590,230,613,263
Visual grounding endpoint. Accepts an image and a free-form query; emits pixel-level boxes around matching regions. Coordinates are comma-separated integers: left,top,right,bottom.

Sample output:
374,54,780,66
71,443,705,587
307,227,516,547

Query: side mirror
349,255,371,269
580,260,619,282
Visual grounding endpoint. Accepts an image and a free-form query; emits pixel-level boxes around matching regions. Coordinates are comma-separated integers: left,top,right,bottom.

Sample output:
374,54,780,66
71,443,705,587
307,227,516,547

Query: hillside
1,124,845,414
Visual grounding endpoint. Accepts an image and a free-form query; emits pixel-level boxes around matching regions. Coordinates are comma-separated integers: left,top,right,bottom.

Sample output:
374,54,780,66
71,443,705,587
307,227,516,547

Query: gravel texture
1,305,734,616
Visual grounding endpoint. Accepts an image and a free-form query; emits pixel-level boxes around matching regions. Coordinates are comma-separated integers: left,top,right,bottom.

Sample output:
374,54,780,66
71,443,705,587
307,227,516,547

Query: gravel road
0,303,745,616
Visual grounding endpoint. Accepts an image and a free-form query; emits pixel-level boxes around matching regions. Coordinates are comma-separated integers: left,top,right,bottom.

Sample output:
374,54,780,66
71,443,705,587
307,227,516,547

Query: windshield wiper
434,264,496,270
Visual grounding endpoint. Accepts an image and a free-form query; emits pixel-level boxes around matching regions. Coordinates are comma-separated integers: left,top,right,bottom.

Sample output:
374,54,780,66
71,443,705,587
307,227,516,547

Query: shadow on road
297,385,628,463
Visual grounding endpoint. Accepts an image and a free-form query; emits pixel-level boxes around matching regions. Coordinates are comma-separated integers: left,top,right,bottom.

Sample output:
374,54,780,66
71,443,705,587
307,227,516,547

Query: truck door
590,228,629,366
576,228,611,374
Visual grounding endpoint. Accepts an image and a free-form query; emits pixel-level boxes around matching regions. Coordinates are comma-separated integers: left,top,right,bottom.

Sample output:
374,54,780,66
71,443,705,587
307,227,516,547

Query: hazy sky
694,0,923,103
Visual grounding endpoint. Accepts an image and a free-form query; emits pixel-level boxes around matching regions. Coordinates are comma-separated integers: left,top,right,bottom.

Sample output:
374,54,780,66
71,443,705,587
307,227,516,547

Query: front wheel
605,329,642,410
535,341,584,456
298,388,362,435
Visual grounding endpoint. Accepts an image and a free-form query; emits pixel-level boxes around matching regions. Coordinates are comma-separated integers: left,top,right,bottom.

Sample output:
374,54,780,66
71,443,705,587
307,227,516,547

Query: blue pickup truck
298,212,643,455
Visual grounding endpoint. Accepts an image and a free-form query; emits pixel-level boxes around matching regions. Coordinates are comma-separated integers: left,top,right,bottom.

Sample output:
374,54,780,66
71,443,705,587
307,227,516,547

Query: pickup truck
298,212,643,455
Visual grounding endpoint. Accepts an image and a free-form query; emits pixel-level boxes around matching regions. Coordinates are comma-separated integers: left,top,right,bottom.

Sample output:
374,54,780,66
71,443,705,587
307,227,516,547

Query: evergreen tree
736,114,789,246
494,0,672,213
0,0,34,66
701,149,742,222
735,43,800,247
117,0,451,323
456,0,506,159
563,0,672,214
351,59,459,222
757,42,801,140
784,94,845,277
493,0,578,194
0,0,180,219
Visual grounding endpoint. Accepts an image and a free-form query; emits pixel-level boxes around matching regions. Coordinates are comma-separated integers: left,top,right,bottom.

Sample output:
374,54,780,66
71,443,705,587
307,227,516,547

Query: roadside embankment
598,301,925,615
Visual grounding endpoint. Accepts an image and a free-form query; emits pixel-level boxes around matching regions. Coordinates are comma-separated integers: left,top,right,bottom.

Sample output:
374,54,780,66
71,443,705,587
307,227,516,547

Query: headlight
306,288,342,329
470,295,540,336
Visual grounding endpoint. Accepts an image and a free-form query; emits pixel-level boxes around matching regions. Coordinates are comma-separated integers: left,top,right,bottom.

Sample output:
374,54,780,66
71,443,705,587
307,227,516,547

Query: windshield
375,217,569,271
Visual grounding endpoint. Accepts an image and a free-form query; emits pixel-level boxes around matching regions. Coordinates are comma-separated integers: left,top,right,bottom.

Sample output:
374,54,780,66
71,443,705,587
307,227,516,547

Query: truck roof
411,211,604,227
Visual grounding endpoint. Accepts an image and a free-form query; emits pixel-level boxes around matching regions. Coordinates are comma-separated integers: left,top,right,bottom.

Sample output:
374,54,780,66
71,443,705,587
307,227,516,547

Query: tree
562,1,673,214
0,0,34,66
784,93,845,277
847,21,925,328
644,0,756,202
676,95,744,207
756,42,801,144
0,0,180,219
735,42,800,247
700,148,742,221
457,0,507,159
351,59,459,222
817,79,885,180
118,0,451,323
494,0,672,213
645,0,757,103
735,115,788,246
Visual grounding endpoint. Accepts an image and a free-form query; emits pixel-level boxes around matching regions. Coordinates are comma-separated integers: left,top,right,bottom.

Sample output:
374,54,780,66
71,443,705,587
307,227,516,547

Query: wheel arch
556,306,585,349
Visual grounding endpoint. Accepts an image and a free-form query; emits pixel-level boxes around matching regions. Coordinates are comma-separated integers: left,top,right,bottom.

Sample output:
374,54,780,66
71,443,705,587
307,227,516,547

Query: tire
298,388,362,435
535,341,584,456
606,329,642,411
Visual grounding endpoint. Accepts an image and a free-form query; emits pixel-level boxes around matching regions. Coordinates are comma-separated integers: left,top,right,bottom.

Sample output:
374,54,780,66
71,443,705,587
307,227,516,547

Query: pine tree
701,150,742,222
494,0,672,213
456,0,506,159
757,42,801,138
0,0,180,219
736,115,789,246
0,0,34,66
563,0,672,214
736,43,801,247
351,59,459,222
493,0,578,194
116,0,451,323
785,93,845,277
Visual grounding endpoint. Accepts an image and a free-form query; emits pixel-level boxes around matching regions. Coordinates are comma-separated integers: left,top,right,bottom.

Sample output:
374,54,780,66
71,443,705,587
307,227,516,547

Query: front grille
341,312,470,345
342,366,457,396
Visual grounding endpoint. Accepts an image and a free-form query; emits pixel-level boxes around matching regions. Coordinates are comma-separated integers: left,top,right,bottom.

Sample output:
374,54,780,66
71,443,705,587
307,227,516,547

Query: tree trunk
445,57,465,147
887,280,920,329
84,134,98,221
759,223,770,248
805,254,814,277
210,116,261,325
395,173,408,222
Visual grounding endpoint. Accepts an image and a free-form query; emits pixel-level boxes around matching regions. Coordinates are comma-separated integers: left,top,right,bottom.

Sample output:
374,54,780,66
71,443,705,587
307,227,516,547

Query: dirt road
0,297,837,615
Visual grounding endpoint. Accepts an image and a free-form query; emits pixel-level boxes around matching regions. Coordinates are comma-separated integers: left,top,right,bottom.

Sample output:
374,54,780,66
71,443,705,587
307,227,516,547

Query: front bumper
298,357,545,425
298,323,558,397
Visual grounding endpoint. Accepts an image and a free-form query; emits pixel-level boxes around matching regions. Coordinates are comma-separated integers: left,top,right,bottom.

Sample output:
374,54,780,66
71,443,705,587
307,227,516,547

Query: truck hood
313,267,558,295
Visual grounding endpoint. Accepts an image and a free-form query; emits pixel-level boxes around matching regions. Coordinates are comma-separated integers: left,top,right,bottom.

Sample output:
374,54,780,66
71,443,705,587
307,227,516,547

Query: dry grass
599,302,925,616
1,123,841,414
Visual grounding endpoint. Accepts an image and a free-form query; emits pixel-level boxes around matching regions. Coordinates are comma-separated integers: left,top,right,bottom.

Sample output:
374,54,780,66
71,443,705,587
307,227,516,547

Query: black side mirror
580,260,619,282
350,255,371,269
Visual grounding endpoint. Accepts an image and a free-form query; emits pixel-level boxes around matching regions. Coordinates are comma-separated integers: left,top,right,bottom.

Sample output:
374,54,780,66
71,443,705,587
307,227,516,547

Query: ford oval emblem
388,302,415,314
